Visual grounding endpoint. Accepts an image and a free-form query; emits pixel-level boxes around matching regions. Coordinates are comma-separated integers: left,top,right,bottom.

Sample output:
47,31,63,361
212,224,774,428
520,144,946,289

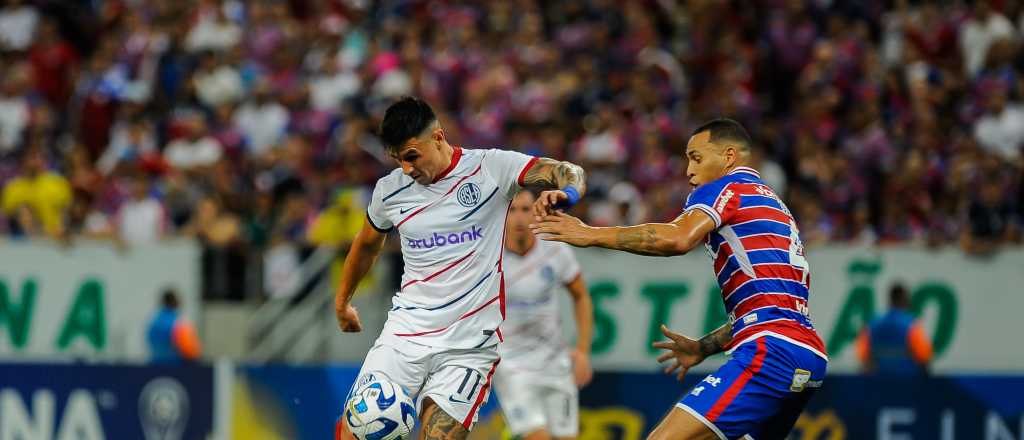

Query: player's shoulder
372,168,413,197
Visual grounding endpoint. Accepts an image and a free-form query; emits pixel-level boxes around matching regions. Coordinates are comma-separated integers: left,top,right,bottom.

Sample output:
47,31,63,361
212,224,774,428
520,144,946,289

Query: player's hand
533,190,569,217
530,211,594,247
570,349,593,388
337,303,363,333
652,325,706,381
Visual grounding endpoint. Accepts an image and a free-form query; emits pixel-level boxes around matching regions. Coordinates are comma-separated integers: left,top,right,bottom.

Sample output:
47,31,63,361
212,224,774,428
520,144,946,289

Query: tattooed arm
521,158,587,216
521,157,587,192
697,323,734,358
531,209,717,256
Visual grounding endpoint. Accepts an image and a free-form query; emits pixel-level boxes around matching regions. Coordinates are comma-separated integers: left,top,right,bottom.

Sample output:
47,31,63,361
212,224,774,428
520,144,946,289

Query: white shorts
348,339,501,430
491,370,579,437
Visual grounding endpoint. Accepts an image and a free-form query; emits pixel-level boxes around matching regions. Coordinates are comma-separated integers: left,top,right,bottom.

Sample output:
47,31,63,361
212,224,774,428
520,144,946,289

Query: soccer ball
342,376,417,440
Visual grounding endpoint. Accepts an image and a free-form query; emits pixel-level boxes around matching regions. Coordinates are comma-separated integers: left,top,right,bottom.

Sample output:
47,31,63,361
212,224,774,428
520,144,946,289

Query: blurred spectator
97,116,159,175
115,173,167,246
962,176,1018,255
193,51,244,108
0,0,38,51
185,3,242,53
856,283,933,375
1,148,71,238
233,81,288,159
164,114,223,171
28,18,78,108
307,188,364,248
147,287,202,363
0,62,32,153
973,81,1024,162
960,0,1015,77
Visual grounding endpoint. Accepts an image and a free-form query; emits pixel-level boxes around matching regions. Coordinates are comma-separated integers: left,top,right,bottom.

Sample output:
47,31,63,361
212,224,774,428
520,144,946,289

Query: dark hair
379,96,437,152
161,288,180,309
889,283,910,309
691,118,752,150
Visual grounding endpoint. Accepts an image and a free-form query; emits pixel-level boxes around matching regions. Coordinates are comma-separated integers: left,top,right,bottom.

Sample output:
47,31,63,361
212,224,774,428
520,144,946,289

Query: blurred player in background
335,97,587,440
532,119,826,440
856,283,933,375
147,287,202,363
493,190,594,440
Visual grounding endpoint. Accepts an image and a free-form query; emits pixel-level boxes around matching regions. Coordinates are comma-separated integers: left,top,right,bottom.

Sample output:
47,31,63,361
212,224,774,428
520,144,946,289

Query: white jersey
367,147,537,349
496,239,581,377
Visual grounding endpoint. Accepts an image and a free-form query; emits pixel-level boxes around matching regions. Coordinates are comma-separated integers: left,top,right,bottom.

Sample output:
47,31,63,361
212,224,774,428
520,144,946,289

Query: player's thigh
752,389,816,440
539,383,578,439
348,342,428,402
420,397,469,440
419,346,501,431
492,372,547,437
647,407,723,440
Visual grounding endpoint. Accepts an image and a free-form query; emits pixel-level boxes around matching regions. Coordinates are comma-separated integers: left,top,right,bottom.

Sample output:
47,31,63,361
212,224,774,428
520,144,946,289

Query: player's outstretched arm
335,217,388,332
531,209,717,257
565,274,594,387
521,157,587,216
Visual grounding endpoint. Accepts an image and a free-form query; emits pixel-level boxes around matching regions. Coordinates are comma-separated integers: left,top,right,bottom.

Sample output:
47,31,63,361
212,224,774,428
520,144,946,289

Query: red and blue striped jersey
684,166,827,360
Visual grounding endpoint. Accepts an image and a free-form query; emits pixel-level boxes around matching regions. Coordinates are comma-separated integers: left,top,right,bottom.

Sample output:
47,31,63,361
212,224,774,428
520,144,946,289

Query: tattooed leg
419,398,469,440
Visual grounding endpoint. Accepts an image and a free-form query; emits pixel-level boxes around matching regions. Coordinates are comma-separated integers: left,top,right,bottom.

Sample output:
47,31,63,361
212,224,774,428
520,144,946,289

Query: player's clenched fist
337,303,363,332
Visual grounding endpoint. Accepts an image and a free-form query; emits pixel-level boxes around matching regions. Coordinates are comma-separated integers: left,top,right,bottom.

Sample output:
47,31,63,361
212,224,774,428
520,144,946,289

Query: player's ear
722,145,738,168
431,126,445,144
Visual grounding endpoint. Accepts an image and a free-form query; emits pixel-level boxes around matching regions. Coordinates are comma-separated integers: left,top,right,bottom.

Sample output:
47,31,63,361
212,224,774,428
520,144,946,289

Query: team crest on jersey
457,182,482,207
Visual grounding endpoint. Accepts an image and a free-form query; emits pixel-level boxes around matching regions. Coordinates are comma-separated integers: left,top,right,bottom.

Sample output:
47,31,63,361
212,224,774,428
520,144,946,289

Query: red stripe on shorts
706,337,768,422
462,359,501,429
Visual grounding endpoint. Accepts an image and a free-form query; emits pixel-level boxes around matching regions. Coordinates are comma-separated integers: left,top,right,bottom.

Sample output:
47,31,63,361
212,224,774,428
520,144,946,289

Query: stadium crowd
1,0,1022,297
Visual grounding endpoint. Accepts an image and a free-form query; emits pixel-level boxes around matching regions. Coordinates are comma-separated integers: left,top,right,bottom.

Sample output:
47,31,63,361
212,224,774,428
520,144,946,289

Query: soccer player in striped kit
336,97,587,440
531,118,827,440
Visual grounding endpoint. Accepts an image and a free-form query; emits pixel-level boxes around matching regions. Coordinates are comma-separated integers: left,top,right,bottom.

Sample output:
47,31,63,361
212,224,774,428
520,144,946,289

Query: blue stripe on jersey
725,279,809,309
716,250,794,285
731,306,815,334
459,186,500,221
731,220,791,238
383,180,416,202
391,270,494,312
738,194,784,210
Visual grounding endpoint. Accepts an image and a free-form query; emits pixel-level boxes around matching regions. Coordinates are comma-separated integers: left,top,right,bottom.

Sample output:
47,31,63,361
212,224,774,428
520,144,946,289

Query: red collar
432,146,462,183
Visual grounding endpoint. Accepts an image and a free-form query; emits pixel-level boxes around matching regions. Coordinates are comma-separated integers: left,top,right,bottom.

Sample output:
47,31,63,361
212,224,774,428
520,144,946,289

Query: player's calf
420,398,470,440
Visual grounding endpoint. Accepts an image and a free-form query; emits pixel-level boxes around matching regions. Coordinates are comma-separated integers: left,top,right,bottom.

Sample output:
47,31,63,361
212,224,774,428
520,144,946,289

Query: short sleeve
554,243,582,284
482,149,538,199
683,181,739,228
366,182,394,233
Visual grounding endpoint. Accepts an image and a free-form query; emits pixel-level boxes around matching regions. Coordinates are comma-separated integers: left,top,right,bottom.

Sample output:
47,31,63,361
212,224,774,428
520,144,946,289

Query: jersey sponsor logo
743,313,758,324
457,182,482,207
790,368,812,392
407,226,484,249
715,189,734,213
703,375,722,387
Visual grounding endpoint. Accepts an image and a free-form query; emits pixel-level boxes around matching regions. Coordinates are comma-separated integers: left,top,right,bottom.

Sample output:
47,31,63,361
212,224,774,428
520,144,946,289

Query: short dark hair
161,288,180,309
691,118,752,150
889,283,910,309
379,96,437,152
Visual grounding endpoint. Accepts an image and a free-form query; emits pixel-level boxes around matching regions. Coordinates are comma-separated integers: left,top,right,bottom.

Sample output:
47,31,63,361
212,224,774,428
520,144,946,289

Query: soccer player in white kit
335,97,587,440
493,190,594,440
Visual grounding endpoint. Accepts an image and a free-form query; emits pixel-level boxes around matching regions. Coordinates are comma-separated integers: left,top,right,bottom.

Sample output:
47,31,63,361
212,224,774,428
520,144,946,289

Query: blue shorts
677,336,827,440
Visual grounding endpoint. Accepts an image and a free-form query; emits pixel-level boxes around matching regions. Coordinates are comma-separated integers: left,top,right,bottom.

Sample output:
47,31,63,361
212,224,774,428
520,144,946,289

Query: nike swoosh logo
448,396,471,404
399,207,415,214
